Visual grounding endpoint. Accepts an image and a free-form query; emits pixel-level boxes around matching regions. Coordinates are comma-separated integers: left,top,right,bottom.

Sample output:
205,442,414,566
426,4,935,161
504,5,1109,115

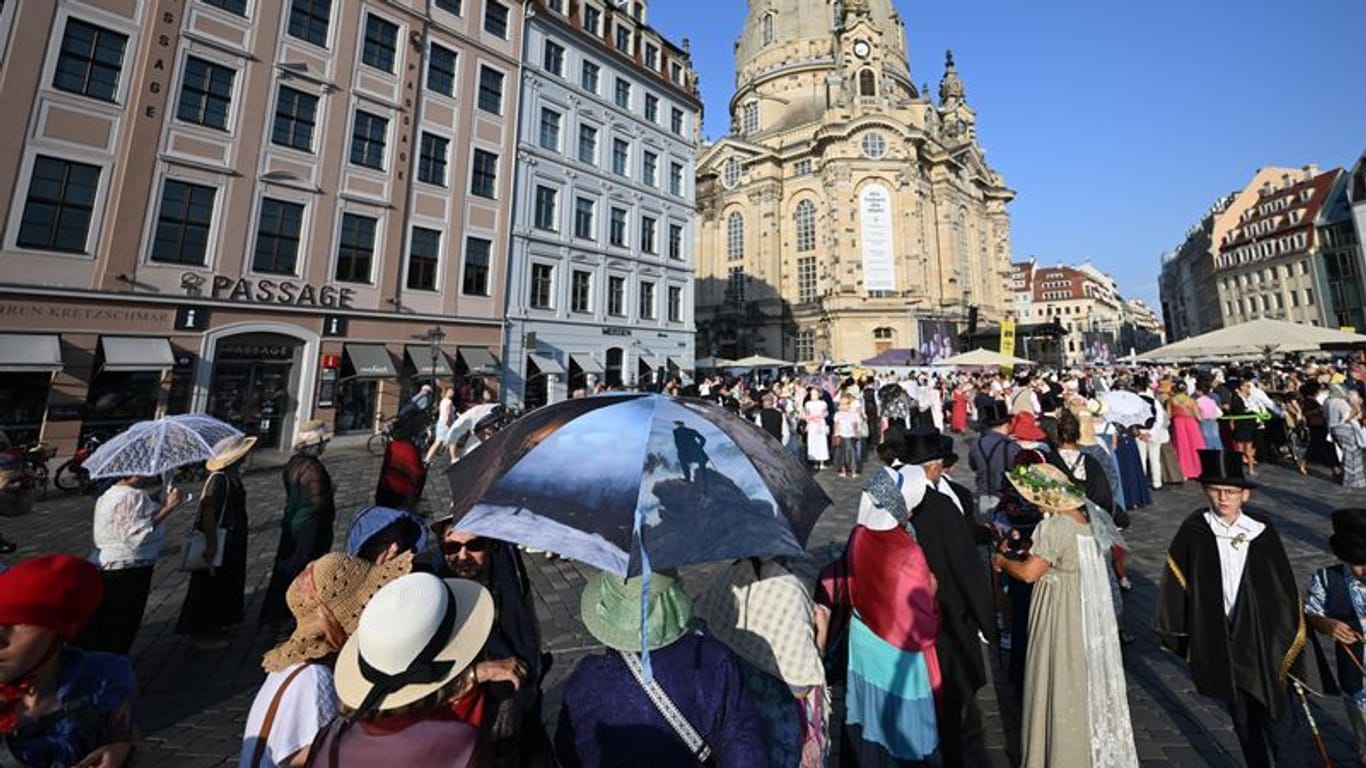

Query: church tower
695,0,1015,365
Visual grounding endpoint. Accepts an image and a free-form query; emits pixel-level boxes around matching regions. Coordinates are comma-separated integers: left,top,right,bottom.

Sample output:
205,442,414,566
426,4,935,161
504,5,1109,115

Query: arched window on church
794,199,816,252
727,212,745,262
762,13,774,46
742,102,759,134
859,69,877,97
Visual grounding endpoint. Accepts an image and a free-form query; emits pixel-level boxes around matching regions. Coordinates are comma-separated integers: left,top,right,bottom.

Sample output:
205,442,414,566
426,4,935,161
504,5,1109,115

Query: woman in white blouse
77,475,184,655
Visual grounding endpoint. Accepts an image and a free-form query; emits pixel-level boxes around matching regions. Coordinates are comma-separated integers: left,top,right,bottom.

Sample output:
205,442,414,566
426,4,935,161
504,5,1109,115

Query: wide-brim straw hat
1007,463,1086,512
262,552,415,673
581,570,692,653
334,573,493,714
206,434,257,471
294,419,331,449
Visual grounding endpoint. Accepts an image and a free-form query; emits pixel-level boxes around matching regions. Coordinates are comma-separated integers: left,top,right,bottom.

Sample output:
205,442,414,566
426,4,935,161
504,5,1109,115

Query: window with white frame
484,0,509,38
427,44,457,96
530,263,554,309
609,207,627,247
794,199,816,252
417,132,448,186
272,86,318,151
581,60,600,92
54,19,127,102
151,180,216,266
361,14,399,73
577,124,598,165
407,227,441,291
742,102,758,134
574,196,595,239
543,40,565,76
641,151,657,187
668,285,682,322
669,162,683,196
727,265,745,305
539,108,561,150
668,223,683,260
571,269,591,313
726,212,744,261
639,281,655,319
797,256,816,302
350,110,388,169
795,329,815,361
177,57,236,130
639,215,656,254
334,212,376,283
608,275,625,315
534,185,558,231
463,236,490,295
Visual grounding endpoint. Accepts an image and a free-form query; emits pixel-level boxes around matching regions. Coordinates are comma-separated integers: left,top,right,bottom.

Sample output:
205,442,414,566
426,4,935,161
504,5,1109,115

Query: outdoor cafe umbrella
83,413,243,480
931,347,1033,368
445,393,831,577
727,354,792,369
1136,318,1366,362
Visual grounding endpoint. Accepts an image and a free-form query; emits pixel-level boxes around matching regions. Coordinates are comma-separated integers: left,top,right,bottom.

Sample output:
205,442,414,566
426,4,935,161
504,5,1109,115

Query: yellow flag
999,318,1017,375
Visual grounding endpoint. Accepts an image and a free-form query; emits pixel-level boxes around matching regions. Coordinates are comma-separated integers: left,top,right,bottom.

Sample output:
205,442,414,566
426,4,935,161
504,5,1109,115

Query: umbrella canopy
446,393,830,576
1099,391,1153,428
84,414,243,479
1136,318,1366,362
692,356,735,369
931,347,1033,368
446,403,502,446
727,354,792,369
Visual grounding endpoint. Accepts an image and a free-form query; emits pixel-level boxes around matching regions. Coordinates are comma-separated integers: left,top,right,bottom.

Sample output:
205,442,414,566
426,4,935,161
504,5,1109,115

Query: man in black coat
1155,450,1324,768
900,428,997,768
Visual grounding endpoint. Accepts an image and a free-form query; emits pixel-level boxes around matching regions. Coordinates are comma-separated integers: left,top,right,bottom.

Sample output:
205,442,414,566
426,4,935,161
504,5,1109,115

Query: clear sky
648,0,1366,313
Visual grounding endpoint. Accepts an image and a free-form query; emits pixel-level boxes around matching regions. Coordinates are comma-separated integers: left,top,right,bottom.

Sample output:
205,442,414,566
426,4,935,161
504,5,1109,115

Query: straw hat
580,570,692,652
334,573,493,715
294,420,331,450
1006,463,1086,512
262,552,414,673
206,434,257,471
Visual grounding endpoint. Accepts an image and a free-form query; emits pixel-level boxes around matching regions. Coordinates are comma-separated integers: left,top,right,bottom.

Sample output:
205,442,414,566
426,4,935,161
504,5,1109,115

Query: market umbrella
693,356,736,369
1099,391,1153,428
931,348,1033,368
445,393,830,577
1136,318,1366,362
728,354,793,369
84,414,244,479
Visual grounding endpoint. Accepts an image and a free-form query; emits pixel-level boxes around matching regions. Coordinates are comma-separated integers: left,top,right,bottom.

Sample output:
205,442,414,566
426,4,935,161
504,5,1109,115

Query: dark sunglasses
442,537,491,555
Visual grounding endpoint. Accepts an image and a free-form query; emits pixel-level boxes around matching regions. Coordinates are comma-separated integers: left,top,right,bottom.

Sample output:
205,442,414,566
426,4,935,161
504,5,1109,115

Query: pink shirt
1196,395,1222,420
316,718,478,767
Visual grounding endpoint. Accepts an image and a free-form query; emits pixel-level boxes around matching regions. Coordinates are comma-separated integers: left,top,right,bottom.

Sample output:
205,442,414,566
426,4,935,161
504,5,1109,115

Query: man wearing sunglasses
1155,449,1323,768
431,513,552,767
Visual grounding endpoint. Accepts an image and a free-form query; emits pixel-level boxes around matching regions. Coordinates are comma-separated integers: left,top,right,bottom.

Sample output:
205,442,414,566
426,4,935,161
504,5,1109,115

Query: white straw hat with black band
333,572,493,717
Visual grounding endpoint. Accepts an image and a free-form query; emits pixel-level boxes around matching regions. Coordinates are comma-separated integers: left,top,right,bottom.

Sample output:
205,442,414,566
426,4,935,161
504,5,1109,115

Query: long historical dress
175,470,248,637
805,399,830,464
1167,394,1207,480
1021,514,1138,768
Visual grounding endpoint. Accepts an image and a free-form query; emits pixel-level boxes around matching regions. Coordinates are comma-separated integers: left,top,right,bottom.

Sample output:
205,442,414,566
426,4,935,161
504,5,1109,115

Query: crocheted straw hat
205,434,257,471
262,552,414,673
1006,463,1086,512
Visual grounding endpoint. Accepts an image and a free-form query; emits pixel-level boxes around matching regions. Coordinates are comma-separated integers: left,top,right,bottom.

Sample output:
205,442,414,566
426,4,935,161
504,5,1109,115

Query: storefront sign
181,272,356,309
0,303,172,328
47,403,87,422
323,316,349,337
175,306,210,331
859,184,897,293
602,328,633,337
218,342,297,361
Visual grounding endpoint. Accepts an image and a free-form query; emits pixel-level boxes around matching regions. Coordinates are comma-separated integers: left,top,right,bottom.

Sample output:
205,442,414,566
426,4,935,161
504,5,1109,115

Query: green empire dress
1021,514,1138,767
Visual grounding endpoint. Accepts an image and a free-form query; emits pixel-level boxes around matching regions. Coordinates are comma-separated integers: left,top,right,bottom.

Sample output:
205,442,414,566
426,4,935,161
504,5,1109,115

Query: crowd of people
0,355,1364,767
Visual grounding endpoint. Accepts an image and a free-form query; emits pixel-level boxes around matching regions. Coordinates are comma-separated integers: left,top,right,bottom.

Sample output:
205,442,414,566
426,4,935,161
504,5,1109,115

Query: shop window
83,370,161,440
0,373,52,446
336,379,378,434
604,347,623,388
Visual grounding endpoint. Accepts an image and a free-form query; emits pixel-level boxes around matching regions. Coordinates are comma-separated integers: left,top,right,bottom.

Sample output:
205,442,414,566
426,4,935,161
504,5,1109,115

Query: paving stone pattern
4,438,1361,767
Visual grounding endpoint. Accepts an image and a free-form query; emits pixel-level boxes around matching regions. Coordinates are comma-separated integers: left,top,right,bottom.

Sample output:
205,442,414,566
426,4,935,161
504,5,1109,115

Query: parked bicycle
366,415,434,456
53,434,102,495
12,442,56,500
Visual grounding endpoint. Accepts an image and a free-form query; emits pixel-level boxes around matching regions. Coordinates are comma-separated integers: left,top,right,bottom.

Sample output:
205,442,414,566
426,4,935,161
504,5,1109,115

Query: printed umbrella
445,393,831,577
1098,391,1154,429
84,414,243,479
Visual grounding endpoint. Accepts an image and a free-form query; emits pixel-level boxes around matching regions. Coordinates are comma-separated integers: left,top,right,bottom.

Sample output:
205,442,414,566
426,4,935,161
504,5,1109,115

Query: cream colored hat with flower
1007,463,1086,512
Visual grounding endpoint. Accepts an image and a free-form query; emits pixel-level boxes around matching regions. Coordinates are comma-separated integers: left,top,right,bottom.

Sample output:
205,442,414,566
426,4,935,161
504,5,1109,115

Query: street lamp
411,325,445,387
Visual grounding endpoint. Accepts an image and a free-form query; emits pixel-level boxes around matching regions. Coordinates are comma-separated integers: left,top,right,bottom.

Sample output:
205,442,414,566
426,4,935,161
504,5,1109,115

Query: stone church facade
695,0,1014,364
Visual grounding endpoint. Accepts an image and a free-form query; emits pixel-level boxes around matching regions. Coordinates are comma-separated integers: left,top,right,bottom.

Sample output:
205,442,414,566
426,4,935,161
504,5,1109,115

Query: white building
501,0,701,408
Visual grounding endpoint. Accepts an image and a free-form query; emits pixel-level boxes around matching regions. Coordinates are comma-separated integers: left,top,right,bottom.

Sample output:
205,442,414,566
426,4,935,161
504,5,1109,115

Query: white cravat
1204,510,1266,617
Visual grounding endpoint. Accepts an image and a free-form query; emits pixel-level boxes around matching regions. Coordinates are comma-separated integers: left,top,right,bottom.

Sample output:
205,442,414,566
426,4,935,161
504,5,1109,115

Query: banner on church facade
859,184,897,292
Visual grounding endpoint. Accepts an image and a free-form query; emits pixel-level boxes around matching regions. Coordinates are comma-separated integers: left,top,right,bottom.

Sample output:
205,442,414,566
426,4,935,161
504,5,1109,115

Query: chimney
1303,163,1320,181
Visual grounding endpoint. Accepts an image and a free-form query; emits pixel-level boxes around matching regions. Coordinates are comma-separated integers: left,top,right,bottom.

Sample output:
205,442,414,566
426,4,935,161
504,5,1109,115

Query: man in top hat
969,399,1019,520
1155,449,1322,768
1305,507,1366,766
898,428,996,768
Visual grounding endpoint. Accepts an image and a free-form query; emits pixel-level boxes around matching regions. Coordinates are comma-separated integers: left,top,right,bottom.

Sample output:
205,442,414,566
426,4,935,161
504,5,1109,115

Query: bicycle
13,442,55,500
366,415,435,456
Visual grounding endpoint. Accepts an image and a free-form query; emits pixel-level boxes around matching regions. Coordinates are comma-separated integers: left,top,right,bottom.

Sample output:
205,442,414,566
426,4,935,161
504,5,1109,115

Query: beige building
1014,261,1127,365
0,0,522,454
693,0,1014,365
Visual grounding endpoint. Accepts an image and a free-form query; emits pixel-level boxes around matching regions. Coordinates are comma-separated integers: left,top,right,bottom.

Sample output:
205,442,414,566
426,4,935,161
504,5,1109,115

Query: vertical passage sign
859,184,897,293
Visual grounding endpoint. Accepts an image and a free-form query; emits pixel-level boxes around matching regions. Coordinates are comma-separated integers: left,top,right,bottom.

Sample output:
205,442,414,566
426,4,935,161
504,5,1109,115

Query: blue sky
648,0,1366,312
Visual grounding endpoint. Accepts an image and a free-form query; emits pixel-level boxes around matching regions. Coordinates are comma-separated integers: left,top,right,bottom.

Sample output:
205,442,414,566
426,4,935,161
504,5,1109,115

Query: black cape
912,487,997,698
1154,508,1325,718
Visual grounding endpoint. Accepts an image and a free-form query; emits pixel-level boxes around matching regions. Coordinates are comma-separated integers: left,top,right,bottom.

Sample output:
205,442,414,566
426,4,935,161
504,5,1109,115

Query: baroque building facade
694,0,1014,365
502,0,700,409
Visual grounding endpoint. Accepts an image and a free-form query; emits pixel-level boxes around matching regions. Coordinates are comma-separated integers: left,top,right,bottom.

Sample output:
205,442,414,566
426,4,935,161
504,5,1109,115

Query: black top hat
1194,449,1256,489
974,399,1011,430
900,429,954,465
1330,509,1366,565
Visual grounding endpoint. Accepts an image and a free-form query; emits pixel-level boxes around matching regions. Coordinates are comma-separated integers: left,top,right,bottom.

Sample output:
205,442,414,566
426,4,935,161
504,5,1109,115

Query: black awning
458,346,499,376
404,345,453,377
343,344,397,379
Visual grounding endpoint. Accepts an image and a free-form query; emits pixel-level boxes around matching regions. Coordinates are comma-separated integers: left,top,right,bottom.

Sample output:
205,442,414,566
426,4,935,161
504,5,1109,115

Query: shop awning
528,353,566,376
0,334,63,373
404,345,453,377
344,344,397,379
458,346,499,376
572,354,604,375
99,337,174,372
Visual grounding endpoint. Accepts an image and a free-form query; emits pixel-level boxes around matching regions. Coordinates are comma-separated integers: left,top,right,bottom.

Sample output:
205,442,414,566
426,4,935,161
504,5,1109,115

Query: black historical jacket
912,487,997,697
1154,508,1325,718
